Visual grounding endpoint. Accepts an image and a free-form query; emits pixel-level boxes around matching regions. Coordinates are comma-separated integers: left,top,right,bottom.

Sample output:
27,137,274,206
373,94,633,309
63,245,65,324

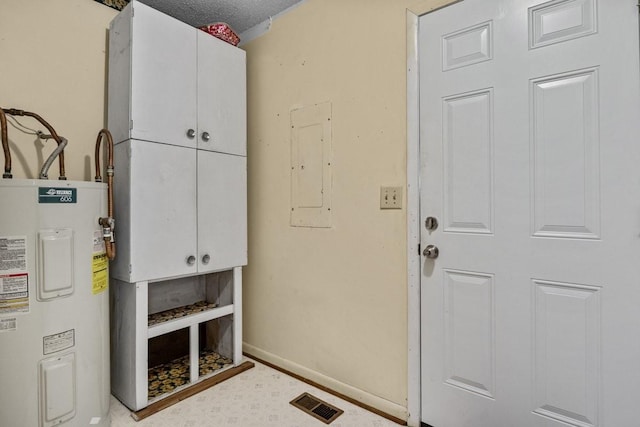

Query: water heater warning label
0,237,27,271
0,236,29,314
92,253,108,295
0,273,29,314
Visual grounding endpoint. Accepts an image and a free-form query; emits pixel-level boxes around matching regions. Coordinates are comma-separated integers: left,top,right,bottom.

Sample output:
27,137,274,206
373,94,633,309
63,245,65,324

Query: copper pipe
95,129,116,261
98,217,116,261
0,109,10,178
3,108,67,180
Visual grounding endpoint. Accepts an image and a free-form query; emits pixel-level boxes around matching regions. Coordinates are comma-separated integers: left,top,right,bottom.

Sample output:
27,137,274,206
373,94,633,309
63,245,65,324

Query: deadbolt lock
425,216,438,231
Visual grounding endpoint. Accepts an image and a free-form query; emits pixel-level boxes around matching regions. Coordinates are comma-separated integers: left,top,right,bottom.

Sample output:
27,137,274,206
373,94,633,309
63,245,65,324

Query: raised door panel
197,151,247,273
197,31,246,156
130,0,197,149
444,270,495,398
530,68,600,239
529,0,597,49
443,89,493,234
533,280,601,427
128,140,198,282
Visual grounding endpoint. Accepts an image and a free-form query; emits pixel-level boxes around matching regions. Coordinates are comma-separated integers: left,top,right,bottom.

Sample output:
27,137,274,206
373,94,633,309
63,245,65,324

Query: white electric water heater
0,179,110,427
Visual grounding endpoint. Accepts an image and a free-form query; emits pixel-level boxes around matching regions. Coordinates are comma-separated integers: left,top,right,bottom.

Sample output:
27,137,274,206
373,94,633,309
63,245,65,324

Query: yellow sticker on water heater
92,253,108,295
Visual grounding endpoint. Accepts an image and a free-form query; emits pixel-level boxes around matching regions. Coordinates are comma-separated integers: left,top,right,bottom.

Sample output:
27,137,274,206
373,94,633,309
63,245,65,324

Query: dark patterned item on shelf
148,350,233,399
148,301,218,326
93,0,129,11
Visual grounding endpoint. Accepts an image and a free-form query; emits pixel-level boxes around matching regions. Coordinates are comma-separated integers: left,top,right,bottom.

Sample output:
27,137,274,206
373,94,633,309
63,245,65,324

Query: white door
419,1,640,426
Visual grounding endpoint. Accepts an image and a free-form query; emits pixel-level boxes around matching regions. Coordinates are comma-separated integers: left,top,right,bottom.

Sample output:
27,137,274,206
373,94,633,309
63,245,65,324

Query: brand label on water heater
38,187,77,204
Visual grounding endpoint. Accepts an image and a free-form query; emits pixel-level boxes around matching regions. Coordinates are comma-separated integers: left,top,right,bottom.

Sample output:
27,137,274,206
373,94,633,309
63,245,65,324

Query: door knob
186,255,196,265
202,254,211,264
423,245,439,259
186,128,196,139
201,131,210,142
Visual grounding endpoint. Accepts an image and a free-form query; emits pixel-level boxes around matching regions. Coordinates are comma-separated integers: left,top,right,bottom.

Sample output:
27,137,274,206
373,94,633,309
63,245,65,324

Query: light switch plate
380,186,403,209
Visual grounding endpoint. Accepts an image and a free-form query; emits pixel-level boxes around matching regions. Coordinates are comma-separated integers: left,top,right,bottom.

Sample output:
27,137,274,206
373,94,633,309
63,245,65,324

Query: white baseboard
243,343,408,421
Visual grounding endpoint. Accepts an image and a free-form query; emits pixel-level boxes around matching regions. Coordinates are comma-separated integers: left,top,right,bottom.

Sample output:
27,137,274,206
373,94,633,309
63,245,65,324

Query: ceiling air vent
290,392,344,424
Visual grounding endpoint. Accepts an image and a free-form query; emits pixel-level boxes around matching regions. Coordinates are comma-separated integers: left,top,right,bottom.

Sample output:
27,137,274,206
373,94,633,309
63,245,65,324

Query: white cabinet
111,140,247,283
108,0,246,156
108,0,247,282
107,0,247,411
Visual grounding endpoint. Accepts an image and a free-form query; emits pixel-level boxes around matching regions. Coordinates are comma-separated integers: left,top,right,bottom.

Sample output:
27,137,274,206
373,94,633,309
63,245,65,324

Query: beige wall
0,0,116,181
242,0,413,417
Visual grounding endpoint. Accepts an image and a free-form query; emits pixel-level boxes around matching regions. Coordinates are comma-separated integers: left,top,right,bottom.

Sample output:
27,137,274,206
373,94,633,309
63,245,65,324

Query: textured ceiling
136,0,304,34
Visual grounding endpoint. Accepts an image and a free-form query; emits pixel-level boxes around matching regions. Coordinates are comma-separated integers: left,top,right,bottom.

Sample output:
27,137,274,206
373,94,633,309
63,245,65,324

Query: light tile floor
110,358,403,427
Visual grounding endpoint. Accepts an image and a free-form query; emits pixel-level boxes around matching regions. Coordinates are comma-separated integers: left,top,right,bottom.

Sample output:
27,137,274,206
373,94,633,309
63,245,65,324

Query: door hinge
418,243,421,256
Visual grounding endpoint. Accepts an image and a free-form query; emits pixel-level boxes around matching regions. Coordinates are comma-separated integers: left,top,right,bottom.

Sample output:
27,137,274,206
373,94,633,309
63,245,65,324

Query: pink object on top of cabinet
199,22,240,46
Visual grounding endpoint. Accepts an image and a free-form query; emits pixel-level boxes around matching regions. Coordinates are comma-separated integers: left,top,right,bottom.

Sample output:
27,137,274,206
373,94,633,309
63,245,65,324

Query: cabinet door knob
202,254,211,264
201,131,210,142
186,255,196,265
186,129,196,139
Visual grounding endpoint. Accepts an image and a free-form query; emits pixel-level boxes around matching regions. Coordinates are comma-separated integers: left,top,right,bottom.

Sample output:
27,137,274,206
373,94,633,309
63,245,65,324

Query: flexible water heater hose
94,129,116,261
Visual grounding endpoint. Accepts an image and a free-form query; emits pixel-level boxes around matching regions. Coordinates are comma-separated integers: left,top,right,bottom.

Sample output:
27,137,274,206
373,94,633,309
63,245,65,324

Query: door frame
405,2,462,426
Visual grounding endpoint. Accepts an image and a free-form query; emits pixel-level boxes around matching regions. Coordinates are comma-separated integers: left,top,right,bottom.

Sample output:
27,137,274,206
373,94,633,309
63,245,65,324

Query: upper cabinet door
197,31,246,156
130,1,197,149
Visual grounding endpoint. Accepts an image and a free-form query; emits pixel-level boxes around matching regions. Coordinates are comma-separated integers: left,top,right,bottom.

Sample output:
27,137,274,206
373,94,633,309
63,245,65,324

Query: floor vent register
290,392,344,424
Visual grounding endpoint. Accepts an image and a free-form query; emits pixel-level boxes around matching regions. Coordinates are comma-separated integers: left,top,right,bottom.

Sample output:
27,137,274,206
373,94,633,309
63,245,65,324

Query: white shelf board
147,304,235,339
